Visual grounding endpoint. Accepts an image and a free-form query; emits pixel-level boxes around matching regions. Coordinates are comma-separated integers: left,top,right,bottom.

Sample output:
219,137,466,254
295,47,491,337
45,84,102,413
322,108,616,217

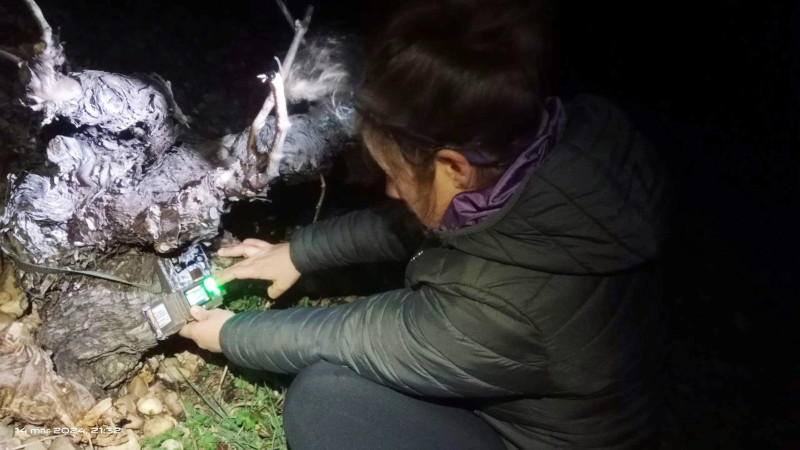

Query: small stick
313,173,326,223
217,364,228,396
22,0,54,50
246,86,276,160
274,0,295,30
280,6,314,80
245,4,312,185
0,49,23,66
246,5,311,161
147,73,190,127
260,72,291,180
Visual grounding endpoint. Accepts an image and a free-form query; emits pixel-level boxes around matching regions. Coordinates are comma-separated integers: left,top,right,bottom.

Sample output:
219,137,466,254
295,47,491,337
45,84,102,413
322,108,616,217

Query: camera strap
0,236,163,294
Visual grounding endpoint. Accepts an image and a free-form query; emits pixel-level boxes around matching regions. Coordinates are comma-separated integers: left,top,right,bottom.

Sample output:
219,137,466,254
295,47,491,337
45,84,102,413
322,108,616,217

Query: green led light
202,277,222,296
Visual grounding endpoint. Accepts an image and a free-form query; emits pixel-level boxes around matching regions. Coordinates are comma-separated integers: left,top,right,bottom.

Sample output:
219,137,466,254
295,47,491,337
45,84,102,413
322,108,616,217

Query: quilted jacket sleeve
288,199,426,274
219,281,550,397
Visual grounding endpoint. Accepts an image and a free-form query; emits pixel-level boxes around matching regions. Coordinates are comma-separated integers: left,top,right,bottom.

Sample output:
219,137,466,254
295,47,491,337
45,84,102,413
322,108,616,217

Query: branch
245,4,313,177
258,72,290,180
146,73,190,127
0,49,23,66
22,0,54,51
246,79,276,161
280,6,314,80
274,0,295,30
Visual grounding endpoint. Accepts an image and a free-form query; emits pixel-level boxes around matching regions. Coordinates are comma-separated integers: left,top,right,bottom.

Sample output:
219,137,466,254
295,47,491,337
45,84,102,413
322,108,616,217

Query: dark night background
1,0,798,447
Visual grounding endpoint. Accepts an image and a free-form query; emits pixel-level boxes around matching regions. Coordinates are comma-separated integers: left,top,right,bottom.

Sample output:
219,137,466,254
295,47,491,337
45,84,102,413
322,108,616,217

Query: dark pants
284,361,506,450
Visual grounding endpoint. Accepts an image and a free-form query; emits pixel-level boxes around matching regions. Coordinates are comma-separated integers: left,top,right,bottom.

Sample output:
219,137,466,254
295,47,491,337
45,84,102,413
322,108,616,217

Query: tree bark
0,0,358,418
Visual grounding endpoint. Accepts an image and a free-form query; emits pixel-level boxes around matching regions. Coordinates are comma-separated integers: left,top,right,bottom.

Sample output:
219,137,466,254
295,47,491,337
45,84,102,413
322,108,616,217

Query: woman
179,1,669,448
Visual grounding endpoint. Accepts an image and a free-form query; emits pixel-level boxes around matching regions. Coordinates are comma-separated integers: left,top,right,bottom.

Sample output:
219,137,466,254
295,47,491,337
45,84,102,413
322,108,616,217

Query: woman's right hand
214,239,301,299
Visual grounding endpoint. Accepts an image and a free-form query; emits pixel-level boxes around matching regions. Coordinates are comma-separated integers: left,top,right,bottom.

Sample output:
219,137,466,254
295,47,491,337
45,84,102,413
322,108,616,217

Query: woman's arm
288,198,427,273
218,282,549,397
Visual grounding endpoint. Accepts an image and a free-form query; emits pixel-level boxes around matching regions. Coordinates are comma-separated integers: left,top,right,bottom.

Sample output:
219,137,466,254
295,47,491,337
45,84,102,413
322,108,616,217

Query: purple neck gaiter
437,97,566,232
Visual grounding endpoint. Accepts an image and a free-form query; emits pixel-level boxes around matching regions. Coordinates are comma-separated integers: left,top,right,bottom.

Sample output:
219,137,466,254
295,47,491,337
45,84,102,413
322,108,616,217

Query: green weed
143,369,287,449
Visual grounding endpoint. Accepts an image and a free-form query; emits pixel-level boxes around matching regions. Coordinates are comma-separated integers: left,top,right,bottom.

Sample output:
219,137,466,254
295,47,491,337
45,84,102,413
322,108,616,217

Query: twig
245,4,312,185
228,401,255,410
147,73,190,127
259,72,290,180
313,173,326,223
280,6,314,80
217,364,228,396
22,0,54,50
0,49,23,66
274,0,295,29
246,85,276,160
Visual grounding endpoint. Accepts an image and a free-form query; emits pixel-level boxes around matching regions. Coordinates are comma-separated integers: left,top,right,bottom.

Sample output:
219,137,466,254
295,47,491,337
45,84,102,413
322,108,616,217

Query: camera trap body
141,244,223,340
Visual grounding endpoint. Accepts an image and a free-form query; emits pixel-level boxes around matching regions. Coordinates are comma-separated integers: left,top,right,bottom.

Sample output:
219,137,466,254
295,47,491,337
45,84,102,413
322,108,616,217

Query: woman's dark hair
357,0,559,183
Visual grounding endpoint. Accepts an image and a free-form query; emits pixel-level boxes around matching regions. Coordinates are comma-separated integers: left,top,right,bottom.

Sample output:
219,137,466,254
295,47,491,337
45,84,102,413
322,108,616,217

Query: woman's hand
215,238,301,299
178,306,234,353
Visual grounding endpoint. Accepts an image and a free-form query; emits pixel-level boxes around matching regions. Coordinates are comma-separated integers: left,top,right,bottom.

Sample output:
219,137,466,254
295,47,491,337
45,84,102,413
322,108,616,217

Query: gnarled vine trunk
0,0,357,421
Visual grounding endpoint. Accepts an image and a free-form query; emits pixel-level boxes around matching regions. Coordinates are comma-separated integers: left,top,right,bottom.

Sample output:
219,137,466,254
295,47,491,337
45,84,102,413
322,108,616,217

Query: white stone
159,439,183,450
49,436,79,450
20,438,47,450
137,396,164,415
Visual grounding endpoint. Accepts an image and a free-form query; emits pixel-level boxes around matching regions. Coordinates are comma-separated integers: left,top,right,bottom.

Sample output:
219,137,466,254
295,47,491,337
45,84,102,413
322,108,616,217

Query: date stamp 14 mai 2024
15,426,122,436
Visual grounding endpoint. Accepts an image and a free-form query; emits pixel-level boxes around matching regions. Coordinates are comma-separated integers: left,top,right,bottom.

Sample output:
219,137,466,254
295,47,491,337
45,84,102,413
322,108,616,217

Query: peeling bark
0,0,358,416
0,318,96,426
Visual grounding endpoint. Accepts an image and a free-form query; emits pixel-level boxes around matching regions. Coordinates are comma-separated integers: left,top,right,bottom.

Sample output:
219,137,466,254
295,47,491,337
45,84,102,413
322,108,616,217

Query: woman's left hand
179,306,235,353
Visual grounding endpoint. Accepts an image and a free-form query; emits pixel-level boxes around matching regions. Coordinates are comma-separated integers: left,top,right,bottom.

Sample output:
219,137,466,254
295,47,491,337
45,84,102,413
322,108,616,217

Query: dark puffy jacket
220,95,670,449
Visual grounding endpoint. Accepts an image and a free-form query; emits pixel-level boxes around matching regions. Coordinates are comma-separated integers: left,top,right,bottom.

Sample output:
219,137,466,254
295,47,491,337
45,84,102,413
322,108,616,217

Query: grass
142,293,291,450
141,364,288,450
140,293,358,449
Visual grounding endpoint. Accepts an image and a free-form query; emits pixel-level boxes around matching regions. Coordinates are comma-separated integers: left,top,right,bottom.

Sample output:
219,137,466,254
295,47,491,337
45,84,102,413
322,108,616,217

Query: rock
142,416,177,438
125,413,144,430
114,394,138,415
128,376,149,399
0,438,22,450
146,356,162,373
159,439,183,450
174,351,204,378
136,396,164,415
13,424,35,440
78,398,114,425
20,438,47,450
96,429,140,450
157,358,190,383
49,436,79,450
0,423,14,439
137,364,156,385
161,391,184,417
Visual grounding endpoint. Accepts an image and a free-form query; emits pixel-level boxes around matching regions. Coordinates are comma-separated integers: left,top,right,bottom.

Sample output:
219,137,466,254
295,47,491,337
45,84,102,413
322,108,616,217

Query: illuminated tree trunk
0,0,355,419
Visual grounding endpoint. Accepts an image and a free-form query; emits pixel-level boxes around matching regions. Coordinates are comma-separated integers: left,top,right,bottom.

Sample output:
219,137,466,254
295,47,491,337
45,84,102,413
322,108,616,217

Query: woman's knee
284,361,356,429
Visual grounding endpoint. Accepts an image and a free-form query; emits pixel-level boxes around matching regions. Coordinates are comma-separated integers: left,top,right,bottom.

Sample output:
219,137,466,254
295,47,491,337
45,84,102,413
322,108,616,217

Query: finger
241,238,271,249
213,267,237,285
267,283,285,299
189,306,208,321
217,244,263,258
217,263,274,284
178,322,197,339
214,258,261,284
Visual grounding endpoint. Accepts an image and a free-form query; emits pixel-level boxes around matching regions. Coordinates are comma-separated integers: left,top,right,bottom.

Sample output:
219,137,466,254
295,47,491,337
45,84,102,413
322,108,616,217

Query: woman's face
383,167,439,227
363,133,479,229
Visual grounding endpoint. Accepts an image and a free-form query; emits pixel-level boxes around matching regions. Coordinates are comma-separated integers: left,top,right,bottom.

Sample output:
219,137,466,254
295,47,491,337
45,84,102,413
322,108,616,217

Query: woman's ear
434,149,479,190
